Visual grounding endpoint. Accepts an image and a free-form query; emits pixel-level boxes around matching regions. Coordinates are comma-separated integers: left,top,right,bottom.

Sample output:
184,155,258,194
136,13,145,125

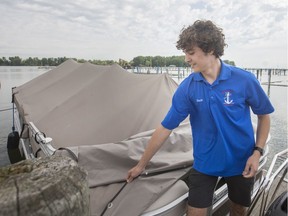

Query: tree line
0,56,235,67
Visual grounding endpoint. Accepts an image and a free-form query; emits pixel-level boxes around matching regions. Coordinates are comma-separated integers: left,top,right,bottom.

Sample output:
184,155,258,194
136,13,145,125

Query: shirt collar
192,60,232,82
218,60,231,81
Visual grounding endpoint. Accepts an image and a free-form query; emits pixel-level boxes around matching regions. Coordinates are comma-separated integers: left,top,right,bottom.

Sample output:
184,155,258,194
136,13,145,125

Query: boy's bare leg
187,205,207,216
230,201,247,216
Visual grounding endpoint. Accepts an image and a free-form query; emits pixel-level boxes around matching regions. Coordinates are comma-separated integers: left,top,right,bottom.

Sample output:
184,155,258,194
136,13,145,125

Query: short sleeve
161,85,190,130
246,73,274,115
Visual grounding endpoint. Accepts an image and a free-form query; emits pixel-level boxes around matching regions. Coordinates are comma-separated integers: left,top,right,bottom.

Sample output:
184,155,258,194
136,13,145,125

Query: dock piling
0,155,89,216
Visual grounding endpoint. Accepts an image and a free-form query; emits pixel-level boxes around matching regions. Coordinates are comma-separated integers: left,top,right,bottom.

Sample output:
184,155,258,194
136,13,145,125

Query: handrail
247,148,288,215
28,122,57,156
265,148,288,182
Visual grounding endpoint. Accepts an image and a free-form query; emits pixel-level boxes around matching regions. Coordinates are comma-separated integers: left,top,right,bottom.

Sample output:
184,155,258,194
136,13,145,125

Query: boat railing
28,122,56,156
247,148,288,215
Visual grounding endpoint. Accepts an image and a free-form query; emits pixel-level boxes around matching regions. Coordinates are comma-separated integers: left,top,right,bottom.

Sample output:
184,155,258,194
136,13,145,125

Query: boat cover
13,59,193,215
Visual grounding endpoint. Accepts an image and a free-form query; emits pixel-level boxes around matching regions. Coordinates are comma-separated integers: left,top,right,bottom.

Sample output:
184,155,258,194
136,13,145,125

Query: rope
34,131,46,144
35,148,41,157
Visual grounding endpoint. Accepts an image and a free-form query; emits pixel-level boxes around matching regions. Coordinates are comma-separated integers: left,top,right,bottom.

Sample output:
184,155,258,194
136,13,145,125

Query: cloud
0,0,287,67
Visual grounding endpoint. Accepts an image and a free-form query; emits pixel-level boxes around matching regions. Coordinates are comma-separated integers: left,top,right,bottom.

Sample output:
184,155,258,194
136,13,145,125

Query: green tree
9,56,22,66
23,57,35,66
57,57,68,65
0,55,236,67
119,59,131,68
77,59,87,63
41,58,48,66
33,57,41,66
132,55,189,67
151,56,163,67
0,57,6,65
47,58,55,66
131,56,146,67
144,56,153,67
89,59,115,65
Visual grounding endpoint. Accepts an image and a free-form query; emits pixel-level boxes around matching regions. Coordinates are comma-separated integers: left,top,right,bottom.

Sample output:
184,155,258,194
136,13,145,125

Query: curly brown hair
176,20,227,58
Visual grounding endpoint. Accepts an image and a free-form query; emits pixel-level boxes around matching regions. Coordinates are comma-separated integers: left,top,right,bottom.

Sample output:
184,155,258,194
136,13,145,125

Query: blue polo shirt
161,61,274,177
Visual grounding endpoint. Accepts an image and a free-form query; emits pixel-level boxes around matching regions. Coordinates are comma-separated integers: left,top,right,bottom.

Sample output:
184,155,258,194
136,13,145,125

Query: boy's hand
126,165,144,183
242,152,260,178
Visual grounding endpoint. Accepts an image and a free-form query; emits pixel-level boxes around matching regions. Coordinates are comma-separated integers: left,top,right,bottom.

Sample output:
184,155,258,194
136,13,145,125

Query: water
0,67,287,168
260,77,288,169
0,66,49,166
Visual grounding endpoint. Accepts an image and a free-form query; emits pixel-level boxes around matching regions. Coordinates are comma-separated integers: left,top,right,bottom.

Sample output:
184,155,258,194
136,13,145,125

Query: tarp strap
99,166,191,215
100,181,128,216
19,123,29,138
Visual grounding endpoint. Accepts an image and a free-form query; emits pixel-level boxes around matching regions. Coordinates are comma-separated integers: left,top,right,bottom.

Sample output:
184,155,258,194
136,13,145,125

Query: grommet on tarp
100,182,128,216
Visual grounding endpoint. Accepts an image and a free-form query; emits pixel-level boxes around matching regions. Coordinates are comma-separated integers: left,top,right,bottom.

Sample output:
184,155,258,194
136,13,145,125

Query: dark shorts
188,168,255,208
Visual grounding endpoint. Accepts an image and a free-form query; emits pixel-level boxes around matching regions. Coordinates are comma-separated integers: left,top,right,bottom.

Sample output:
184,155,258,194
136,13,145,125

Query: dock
130,67,288,83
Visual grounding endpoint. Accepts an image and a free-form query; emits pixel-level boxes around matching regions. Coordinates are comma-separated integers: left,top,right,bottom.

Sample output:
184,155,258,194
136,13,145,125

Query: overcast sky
0,0,287,68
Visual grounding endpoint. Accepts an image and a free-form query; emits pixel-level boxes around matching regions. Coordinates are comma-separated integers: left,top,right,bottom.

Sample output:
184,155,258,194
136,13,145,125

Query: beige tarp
13,60,193,215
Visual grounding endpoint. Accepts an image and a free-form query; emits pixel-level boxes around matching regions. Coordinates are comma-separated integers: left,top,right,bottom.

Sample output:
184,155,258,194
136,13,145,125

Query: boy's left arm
242,114,271,178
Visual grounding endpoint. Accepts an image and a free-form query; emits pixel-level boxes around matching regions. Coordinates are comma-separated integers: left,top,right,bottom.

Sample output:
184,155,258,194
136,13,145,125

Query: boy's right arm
126,125,172,182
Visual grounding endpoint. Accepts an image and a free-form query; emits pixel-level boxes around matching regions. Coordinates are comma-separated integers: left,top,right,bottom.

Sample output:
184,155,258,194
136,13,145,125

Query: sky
0,0,287,68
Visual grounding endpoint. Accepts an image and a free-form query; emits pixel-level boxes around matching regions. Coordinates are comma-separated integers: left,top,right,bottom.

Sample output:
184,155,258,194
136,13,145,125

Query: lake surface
0,66,287,169
0,66,49,166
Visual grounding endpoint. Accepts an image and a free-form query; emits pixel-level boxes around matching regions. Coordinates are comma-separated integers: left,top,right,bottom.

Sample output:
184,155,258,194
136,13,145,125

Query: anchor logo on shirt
224,91,234,105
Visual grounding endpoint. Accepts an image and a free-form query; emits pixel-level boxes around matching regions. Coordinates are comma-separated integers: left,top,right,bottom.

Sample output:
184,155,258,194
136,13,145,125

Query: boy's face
184,46,215,72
